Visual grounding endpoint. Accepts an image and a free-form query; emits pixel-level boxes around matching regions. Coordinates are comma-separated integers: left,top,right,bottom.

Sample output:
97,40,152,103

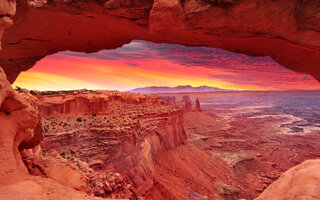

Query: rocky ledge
30,90,186,197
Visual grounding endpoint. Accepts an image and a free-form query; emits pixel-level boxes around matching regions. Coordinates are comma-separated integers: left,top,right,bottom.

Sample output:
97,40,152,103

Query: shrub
76,117,82,122
60,152,66,158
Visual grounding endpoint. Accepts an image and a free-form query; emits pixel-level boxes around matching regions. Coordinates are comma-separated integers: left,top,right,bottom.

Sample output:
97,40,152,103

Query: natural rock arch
1,0,320,83
1,0,320,200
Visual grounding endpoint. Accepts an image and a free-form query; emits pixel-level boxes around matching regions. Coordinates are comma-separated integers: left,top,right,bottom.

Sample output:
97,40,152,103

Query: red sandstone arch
2,1,320,200
1,0,320,83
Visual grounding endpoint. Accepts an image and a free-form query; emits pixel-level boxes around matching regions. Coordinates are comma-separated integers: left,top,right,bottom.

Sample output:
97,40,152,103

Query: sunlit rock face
35,90,187,196
1,0,320,82
0,0,40,184
255,159,320,200
0,2,117,200
1,1,320,199
0,67,39,184
35,90,162,116
0,0,15,49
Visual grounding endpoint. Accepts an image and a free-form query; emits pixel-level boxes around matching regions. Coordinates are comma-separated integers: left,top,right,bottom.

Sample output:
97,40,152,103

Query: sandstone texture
0,2,128,200
177,91,320,199
0,66,39,184
1,0,320,82
34,90,187,197
0,177,107,200
255,159,320,200
35,89,162,117
23,150,89,192
35,89,237,199
1,1,320,199
0,2,41,181
23,149,138,199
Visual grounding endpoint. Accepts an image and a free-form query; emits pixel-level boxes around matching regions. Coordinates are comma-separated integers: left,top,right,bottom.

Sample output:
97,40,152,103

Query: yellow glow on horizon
13,67,267,91
13,72,105,91
12,50,320,92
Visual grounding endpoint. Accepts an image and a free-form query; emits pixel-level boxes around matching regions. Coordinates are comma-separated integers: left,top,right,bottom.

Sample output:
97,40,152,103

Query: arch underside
1,0,320,83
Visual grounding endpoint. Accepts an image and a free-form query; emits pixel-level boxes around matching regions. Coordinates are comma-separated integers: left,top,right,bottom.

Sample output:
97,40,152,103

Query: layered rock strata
35,90,186,196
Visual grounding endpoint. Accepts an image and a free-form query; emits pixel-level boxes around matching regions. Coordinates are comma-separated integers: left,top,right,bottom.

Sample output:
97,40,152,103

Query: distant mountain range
127,85,233,93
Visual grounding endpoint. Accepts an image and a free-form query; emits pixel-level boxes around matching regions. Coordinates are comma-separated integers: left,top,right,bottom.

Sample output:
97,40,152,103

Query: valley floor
171,90,320,199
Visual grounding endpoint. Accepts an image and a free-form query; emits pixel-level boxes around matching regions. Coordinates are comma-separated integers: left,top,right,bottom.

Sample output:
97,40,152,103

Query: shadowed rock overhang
1,0,320,83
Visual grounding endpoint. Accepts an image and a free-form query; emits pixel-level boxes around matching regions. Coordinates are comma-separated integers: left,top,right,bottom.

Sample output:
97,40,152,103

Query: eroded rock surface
34,89,162,117
0,2,123,199
255,159,320,200
0,67,39,184
170,91,320,199
1,0,320,82
1,1,320,199
23,150,89,192
34,90,186,197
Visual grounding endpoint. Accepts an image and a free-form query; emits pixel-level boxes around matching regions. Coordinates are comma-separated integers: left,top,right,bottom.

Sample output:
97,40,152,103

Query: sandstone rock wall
0,2,128,199
2,0,320,82
36,90,162,117
1,1,320,199
255,159,320,200
38,91,186,196
0,67,39,184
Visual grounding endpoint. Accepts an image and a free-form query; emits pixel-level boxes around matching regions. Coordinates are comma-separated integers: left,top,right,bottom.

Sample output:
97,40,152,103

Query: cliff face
37,90,186,196
0,67,39,184
0,4,108,198
35,90,162,117
1,0,320,82
160,96,176,105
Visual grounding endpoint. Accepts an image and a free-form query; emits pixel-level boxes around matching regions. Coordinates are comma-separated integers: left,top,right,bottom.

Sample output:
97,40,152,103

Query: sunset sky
13,40,320,91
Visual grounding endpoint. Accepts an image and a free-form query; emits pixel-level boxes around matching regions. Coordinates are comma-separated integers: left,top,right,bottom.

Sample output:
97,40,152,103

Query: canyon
36,90,187,197
1,0,320,200
32,90,234,199
167,91,320,199
18,89,320,200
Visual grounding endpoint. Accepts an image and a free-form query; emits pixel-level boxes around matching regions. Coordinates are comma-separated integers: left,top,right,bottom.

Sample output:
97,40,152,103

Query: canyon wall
36,90,187,196
35,90,162,116
1,0,320,82
0,2,123,199
0,0,39,185
0,67,39,184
